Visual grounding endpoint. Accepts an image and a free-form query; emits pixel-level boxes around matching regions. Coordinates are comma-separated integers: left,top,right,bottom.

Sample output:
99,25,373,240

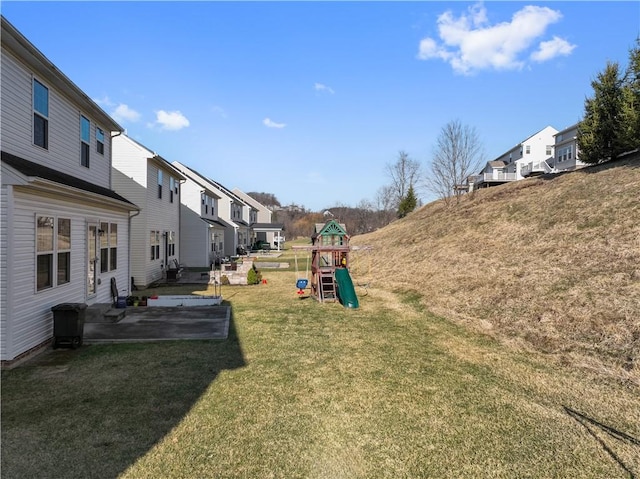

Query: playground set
294,219,359,308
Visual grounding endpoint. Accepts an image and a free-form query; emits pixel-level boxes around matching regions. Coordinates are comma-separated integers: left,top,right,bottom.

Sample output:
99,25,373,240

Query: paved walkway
83,305,230,343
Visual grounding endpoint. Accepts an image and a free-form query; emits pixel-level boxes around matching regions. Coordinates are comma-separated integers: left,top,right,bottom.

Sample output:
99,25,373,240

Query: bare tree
385,151,422,209
427,120,485,204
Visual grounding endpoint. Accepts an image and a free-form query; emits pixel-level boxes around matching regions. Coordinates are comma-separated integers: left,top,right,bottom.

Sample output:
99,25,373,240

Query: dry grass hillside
351,153,640,385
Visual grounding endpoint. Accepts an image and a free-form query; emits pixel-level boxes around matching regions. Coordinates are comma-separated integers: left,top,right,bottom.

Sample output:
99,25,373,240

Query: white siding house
509,125,558,178
1,17,138,364
552,123,586,173
172,161,249,257
472,125,558,190
176,167,227,268
111,134,185,288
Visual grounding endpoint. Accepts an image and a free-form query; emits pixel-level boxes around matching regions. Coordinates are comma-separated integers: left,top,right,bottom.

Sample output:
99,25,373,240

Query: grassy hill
352,152,640,385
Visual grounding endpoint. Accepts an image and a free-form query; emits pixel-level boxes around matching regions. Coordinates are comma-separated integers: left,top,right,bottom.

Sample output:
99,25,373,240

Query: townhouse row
0,17,282,364
468,124,586,191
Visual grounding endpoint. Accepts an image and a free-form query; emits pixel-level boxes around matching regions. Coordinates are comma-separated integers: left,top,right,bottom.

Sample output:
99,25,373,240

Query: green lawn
2,262,639,478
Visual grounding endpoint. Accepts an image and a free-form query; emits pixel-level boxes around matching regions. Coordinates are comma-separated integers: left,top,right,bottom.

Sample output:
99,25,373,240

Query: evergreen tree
620,39,640,151
578,61,626,164
397,184,417,218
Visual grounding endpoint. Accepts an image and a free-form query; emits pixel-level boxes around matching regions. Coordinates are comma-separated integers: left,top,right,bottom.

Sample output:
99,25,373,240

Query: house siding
145,162,181,282
179,180,209,267
112,135,182,287
1,187,130,361
0,185,10,359
1,49,112,190
1,18,135,363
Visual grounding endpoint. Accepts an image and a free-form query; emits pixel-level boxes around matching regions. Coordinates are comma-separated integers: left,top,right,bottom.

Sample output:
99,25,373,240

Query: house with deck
509,125,557,178
471,125,558,190
111,134,186,288
1,17,138,365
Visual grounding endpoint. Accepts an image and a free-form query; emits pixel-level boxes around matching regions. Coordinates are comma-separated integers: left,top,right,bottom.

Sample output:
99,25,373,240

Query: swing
295,251,309,295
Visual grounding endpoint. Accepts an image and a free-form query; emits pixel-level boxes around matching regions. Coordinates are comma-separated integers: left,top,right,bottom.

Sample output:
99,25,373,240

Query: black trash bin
51,303,87,349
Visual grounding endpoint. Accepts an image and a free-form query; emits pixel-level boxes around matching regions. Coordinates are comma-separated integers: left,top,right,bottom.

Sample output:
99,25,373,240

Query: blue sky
3,1,639,211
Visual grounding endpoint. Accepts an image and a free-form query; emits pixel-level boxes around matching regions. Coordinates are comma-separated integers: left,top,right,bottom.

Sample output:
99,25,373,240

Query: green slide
335,268,359,309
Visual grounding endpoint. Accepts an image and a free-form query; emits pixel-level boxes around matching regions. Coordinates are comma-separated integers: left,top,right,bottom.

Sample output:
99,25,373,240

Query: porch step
85,303,126,323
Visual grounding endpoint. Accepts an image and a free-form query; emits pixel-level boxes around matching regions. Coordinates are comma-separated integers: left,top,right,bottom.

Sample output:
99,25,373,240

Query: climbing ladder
318,270,337,302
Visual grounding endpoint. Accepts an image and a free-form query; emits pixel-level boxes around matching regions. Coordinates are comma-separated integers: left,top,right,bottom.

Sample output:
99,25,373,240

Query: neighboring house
472,125,557,190
471,160,515,190
551,123,586,173
232,188,285,250
509,125,558,178
175,165,227,268
1,17,138,364
173,161,250,258
111,134,186,288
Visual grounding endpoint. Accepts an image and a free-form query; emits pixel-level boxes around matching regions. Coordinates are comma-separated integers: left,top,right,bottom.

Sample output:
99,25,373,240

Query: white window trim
35,214,71,293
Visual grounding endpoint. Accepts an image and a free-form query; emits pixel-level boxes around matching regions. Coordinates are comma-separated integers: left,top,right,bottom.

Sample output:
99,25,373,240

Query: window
96,127,105,155
546,145,552,156
109,224,118,270
33,79,49,149
525,145,531,155
57,218,71,285
150,230,160,260
157,170,163,199
98,222,118,272
37,216,54,290
170,177,175,203
100,222,109,273
36,216,70,291
81,115,90,167
168,231,175,256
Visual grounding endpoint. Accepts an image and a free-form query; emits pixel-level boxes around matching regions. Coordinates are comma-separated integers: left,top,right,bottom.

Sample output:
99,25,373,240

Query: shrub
247,264,262,285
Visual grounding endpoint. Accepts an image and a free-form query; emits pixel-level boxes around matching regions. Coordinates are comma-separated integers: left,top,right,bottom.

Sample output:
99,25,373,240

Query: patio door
87,223,98,297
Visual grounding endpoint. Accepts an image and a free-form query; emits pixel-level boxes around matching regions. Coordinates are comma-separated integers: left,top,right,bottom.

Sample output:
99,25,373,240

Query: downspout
177,178,186,265
128,209,140,293
109,130,123,191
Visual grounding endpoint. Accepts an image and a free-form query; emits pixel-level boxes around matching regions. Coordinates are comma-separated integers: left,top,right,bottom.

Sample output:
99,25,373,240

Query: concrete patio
82,305,231,343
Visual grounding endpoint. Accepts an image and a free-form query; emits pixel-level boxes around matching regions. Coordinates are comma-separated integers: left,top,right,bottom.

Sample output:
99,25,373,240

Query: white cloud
154,110,190,131
263,117,286,129
94,95,115,108
111,103,141,123
314,82,335,94
531,36,576,62
417,3,574,75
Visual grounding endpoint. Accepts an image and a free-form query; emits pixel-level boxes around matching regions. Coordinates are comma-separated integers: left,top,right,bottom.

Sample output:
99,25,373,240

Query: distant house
173,161,249,258
172,164,228,268
1,17,138,364
511,125,558,178
232,189,284,250
551,123,586,173
471,160,515,189
472,125,557,190
111,134,185,288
